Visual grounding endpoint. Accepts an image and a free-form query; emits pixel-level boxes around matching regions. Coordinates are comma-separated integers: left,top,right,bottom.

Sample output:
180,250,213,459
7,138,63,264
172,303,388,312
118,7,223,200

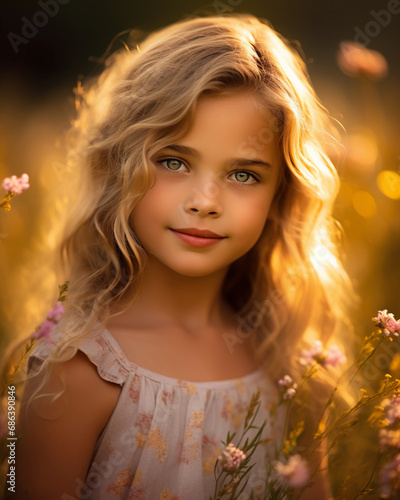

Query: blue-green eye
159,158,186,171
230,171,258,184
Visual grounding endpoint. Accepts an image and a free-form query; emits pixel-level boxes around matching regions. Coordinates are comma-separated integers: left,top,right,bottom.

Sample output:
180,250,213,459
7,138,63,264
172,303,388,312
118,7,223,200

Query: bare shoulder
11,351,121,500
23,349,121,424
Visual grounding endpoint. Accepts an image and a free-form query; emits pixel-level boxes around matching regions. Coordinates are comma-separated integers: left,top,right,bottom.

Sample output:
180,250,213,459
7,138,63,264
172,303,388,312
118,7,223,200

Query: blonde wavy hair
16,14,353,392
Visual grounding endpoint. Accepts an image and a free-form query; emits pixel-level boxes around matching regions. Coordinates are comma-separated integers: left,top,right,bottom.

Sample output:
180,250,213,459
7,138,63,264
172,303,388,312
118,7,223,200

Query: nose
183,178,222,217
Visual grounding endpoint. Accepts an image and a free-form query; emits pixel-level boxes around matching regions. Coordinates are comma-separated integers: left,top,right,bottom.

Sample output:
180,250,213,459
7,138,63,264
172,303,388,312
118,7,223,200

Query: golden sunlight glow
344,131,378,173
390,354,400,379
310,240,341,289
377,170,400,200
352,190,376,218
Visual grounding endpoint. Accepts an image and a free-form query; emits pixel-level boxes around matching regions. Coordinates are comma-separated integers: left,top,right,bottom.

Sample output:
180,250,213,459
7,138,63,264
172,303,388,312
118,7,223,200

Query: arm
10,351,121,500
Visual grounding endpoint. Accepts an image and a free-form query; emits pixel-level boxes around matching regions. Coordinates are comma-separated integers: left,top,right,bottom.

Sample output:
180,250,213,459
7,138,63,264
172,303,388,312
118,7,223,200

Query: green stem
0,192,13,210
307,336,384,453
346,337,384,392
352,453,383,500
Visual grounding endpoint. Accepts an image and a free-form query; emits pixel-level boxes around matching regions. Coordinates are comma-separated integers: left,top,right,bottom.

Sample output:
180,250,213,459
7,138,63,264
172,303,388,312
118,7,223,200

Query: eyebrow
163,144,272,168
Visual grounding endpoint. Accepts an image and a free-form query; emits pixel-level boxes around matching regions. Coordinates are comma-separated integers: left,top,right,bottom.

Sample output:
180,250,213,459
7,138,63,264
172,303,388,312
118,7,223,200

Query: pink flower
218,443,246,471
47,301,65,322
32,320,54,340
283,388,296,400
324,345,347,367
278,375,298,400
379,429,400,450
275,455,309,488
2,173,30,195
382,395,400,426
299,341,346,368
32,301,65,341
337,41,388,80
278,375,294,387
373,310,400,337
380,454,400,498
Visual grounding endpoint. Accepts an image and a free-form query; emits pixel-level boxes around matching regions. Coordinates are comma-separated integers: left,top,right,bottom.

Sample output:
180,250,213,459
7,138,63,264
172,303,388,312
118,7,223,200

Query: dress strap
27,329,132,386
78,329,131,385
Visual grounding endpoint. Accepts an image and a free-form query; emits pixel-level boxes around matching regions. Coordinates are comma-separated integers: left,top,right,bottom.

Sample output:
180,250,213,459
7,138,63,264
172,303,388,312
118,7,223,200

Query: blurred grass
0,81,75,354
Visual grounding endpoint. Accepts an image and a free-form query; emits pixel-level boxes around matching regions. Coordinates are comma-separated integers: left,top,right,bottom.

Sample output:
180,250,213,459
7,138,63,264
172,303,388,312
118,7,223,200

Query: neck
117,255,232,333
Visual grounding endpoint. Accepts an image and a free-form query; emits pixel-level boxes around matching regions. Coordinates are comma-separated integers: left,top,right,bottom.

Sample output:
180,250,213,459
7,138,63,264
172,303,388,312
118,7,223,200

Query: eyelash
157,157,260,185
231,170,260,185
158,158,187,172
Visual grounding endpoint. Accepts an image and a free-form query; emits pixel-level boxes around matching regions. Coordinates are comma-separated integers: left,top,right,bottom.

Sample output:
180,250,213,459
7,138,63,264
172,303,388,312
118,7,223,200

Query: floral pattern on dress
127,470,147,500
220,393,249,429
145,428,168,462
159,389,175,408
107,468,134,496
178,410,204,464
129,374,142,403
160,490,180,500
35,329,281,500
202,435,222,475
135,412,153,448
177,380,197,395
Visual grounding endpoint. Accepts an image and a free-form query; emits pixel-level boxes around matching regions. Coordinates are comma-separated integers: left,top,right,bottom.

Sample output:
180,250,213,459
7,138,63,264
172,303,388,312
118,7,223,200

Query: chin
161,258,229,278
172,266,225,278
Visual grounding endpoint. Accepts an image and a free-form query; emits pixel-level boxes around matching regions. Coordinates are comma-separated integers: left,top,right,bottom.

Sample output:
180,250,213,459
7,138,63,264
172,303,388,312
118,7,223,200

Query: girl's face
131,92,281,278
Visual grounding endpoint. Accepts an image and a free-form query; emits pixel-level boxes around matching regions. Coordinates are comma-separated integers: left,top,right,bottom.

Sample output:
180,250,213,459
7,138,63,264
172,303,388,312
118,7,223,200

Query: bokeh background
0,0,399,496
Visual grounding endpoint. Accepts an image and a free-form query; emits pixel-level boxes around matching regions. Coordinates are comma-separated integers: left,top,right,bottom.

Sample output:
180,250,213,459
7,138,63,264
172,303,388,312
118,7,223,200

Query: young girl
12,13,349,500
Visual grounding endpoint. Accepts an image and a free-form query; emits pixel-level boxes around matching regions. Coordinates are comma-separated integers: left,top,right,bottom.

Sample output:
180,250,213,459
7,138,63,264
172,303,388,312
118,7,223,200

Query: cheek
131,183,168,228
234,195,274,239
130,191,158,238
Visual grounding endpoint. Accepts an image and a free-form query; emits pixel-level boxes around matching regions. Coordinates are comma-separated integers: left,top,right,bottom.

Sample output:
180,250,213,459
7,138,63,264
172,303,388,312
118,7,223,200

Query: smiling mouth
169,227,226,248
171,227,225,239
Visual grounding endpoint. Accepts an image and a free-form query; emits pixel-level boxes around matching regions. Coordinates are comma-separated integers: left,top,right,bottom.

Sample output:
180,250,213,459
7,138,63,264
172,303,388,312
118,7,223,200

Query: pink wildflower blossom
373,310,400,337
275,455,309,488
299,340,346,368
2,173,30,195
324,344,347,367
278,375,298,400
283,388,296,400
32,320,54,340
379,429,400,450
278,375,294,387
380,454,400,498
337,41,388,80
32,301,65,341
382,395,400,426
47,301,65,322
218,443,246,471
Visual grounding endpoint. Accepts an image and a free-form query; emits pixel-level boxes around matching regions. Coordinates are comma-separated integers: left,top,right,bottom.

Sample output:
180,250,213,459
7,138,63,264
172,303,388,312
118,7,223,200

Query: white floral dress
29,329,281,500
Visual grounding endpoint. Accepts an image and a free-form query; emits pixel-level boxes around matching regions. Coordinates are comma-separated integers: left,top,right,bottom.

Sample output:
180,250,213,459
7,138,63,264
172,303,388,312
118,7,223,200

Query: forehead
179,92,280,162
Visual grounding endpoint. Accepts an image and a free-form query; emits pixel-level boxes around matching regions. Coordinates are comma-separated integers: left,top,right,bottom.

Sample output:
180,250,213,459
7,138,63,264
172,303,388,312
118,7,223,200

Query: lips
171,227,225,239
169,227,226,248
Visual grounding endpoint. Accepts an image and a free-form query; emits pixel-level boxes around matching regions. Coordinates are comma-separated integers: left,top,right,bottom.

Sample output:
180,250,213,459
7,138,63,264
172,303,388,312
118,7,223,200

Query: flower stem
352,453,383,500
